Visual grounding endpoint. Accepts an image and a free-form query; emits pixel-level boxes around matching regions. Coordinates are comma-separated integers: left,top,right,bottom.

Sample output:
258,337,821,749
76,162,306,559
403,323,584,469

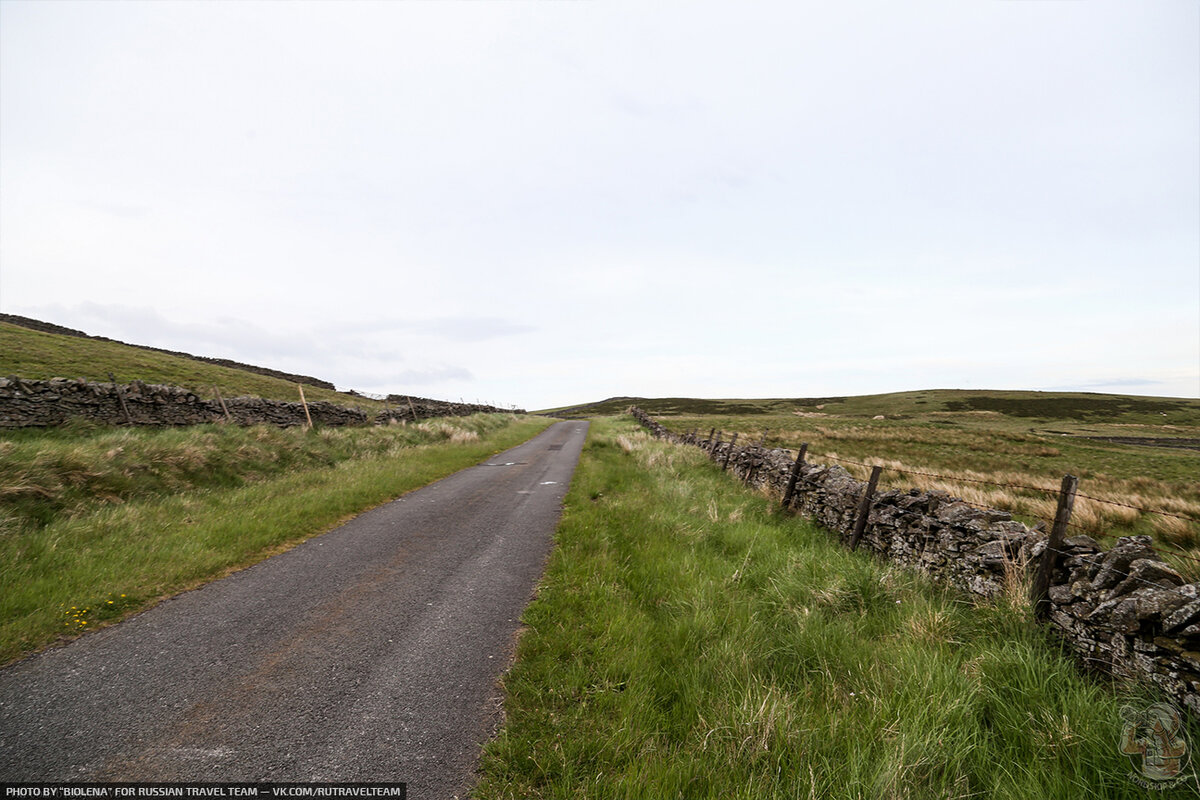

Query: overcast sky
2,1,1197,410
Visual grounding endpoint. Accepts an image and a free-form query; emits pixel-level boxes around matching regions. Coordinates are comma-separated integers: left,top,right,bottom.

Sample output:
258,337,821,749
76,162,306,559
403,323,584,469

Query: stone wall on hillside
0,377,367,428
377,397,522,423
0,377,521,429
629,407,1200,717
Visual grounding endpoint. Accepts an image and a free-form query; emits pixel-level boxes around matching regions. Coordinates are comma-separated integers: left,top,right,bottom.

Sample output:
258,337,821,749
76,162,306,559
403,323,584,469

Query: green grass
0,414,554,664
585,392,1200,558
474,418,1200,799
0,321,386,410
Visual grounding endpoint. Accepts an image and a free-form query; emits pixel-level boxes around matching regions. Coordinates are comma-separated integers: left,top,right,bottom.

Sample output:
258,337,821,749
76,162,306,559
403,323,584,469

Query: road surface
0,420,589,798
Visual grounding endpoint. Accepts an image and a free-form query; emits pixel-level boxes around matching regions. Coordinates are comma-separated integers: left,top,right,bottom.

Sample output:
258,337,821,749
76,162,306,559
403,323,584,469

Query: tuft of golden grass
903,606,958,647
615,434,640,454
816,450,1199,564
1154,515,1199,549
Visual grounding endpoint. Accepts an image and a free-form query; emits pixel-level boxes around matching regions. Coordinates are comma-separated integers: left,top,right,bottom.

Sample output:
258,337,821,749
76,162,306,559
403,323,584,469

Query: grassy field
0,321,387,410
544,391,1200,428
561,392,1200,560
475,417,1200,799
0,413,554,664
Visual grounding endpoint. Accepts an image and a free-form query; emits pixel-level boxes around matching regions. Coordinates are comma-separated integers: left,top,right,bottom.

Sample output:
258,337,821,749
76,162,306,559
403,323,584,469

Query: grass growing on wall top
474,417,1198,799
0,414,554,664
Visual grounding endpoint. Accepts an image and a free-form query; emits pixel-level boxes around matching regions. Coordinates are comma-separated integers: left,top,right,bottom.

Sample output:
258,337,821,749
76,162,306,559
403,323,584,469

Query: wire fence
704,431,1200,605
692,428,1200,578
801,449,1200,566
656,413,1200,715
729,431,1200,613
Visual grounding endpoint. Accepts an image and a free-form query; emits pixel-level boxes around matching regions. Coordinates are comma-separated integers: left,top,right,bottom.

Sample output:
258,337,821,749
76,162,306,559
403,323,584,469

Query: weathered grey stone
1090,538,1158,591
1063,535,1102,552
1067,553,1104,584
1049,584,1076,605
974,539,1011,570
935,502,979,525
1108,559,1186,599
1101,596,1144,634
1138,589,1192,625
1164,600,1200,634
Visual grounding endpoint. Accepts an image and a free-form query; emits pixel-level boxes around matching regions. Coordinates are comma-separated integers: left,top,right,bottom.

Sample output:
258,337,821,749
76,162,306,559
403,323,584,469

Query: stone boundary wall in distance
0,377,520,429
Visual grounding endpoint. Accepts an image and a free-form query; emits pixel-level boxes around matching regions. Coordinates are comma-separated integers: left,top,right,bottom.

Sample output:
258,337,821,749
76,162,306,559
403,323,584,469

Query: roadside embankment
0,413,554,664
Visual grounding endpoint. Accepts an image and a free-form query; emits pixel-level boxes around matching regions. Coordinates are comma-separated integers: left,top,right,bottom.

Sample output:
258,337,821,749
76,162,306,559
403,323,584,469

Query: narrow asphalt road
0,420,589,798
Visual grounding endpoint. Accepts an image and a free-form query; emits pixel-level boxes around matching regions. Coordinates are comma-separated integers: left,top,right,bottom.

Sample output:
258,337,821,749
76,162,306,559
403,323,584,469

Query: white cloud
2,0,1196,408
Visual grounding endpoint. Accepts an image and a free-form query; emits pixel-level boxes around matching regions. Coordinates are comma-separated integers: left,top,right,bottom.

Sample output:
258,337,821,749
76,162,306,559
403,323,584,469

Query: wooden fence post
744,430,768,484
298,384,314,430
723,433,739,471
1030,474,1079,617
848,465,883,551
108,372,134,426
781,443,808,509
706,428,716,451
406,395,418,421
213,385,232,422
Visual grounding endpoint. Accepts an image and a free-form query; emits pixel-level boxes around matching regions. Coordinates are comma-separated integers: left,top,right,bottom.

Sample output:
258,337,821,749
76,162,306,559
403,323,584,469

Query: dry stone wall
0,377,367,428
0,377,520,429
629,407,1200,717
377,396,520,424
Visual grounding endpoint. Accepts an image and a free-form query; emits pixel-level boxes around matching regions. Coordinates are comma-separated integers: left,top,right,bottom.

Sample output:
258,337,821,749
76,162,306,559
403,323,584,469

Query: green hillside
0,321,385,410
545,389,1200,430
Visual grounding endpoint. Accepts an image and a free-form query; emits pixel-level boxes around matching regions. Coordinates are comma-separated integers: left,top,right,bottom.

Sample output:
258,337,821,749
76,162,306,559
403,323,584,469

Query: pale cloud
1,0,1196,409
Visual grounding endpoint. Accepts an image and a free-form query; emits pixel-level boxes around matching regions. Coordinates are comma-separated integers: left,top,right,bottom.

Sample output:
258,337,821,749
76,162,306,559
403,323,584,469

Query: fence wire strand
820,453,1063,496
795,446,1199,525
1074,491,1200,525
696,421,1200,572
808,451,1200,560
1040,544,1200,608
659,417,1200,673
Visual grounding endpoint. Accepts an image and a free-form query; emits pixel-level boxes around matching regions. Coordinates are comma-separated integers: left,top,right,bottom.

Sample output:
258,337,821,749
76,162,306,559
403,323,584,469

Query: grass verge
474,417,1200,799
0,414,553,664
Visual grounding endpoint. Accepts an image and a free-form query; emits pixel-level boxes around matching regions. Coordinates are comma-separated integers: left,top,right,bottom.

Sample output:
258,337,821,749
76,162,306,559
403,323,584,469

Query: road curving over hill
0,420,589,798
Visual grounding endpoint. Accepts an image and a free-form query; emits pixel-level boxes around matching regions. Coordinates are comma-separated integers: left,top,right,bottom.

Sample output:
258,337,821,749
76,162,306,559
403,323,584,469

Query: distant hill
544,390,1200,427
0,318,383,409
0,314,335,390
